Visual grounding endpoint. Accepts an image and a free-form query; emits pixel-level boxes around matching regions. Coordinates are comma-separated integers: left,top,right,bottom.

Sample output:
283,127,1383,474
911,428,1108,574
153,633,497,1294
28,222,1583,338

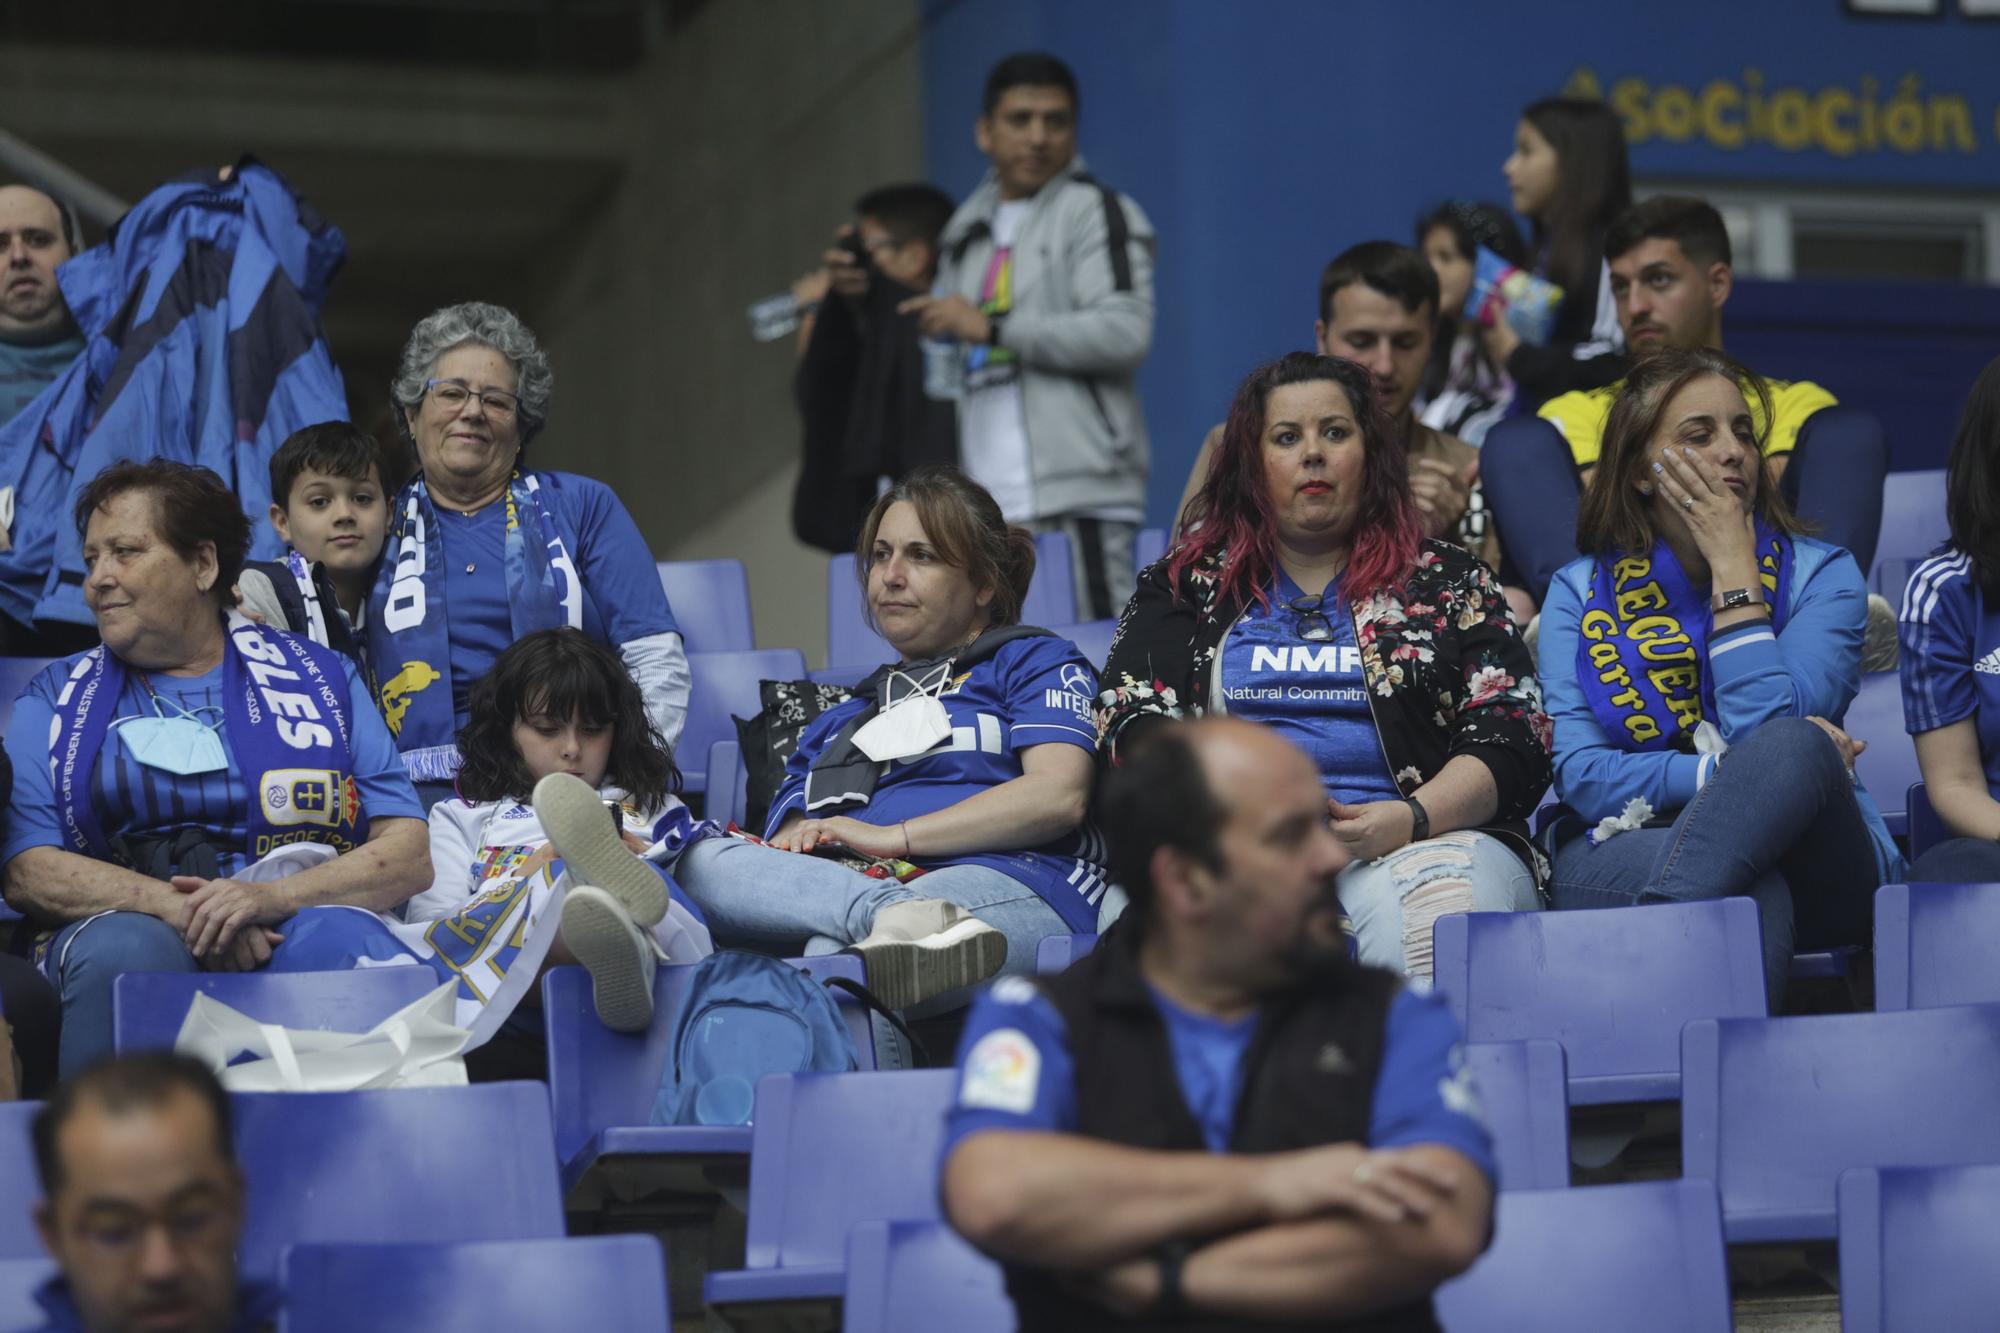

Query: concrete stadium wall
535,0,928,662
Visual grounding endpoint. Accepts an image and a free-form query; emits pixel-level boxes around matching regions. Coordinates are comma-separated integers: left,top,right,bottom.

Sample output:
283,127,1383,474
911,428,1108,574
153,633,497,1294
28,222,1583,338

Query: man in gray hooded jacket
903,52,1157,621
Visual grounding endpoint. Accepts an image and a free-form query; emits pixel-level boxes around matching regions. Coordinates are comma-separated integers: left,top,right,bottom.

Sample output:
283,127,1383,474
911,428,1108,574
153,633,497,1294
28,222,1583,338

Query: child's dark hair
454,628,678,809
269,421,384,510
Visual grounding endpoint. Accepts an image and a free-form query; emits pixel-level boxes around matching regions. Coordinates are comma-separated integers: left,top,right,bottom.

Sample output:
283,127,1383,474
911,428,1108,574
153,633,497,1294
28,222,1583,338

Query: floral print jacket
1096,538,1554,875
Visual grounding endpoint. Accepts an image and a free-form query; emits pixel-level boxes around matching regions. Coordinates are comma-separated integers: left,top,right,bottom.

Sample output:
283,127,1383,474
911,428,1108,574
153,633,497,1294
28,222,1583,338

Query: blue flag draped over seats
0,157,348,628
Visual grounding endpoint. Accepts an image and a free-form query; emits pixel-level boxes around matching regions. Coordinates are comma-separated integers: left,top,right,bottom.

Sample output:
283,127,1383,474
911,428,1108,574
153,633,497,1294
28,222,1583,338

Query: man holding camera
790,183,959,555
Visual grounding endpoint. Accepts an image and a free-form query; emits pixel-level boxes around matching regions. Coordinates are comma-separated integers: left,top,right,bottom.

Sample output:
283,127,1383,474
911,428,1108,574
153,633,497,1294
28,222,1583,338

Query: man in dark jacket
940,717,1494,1331
791,183,958,554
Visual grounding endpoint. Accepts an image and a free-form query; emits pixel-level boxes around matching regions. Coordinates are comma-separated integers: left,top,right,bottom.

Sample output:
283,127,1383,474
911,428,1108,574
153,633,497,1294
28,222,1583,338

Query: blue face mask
113,695,228,777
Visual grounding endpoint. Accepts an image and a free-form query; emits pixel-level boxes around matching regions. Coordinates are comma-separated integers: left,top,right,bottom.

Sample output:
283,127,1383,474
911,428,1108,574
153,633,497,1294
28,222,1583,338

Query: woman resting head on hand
1540,345,1903,1002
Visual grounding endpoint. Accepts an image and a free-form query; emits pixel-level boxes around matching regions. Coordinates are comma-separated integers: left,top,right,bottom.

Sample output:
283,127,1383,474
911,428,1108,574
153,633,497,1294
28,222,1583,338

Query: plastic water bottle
746,291,804,342
920,279,962,401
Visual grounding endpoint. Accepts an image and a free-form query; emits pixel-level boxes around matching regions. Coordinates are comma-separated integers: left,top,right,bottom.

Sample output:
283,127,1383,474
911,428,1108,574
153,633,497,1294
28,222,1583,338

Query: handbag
173,978,471,1092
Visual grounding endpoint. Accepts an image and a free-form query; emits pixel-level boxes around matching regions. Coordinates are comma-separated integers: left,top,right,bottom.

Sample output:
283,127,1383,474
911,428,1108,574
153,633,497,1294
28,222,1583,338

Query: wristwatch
986,312,1006,346
1404,796,1431,844
1153,1241,1191,1316
1711,587,1763,612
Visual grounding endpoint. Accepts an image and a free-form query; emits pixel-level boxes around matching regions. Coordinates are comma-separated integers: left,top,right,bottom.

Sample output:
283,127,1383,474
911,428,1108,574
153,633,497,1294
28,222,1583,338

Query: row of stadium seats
9,867,2000,1327
32,879,2000,1238
841,1166,2000,1333
0,1236,674,1333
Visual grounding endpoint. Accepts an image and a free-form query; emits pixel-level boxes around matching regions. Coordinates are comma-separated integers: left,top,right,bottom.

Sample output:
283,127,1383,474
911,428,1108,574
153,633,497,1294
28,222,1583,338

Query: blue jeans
1482,411,1888,606
1339,831,1540,981
673,836,1067,985
1548,717,1881,1003
46,910,199,1078
1909,837,2000,883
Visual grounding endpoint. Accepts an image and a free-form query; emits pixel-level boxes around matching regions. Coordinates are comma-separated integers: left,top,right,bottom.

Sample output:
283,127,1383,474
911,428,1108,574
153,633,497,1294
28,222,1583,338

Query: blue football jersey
769,636,1107,933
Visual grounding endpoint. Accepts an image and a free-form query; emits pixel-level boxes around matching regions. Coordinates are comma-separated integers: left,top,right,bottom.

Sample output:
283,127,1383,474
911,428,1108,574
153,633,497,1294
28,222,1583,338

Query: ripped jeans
1340,831,1540,980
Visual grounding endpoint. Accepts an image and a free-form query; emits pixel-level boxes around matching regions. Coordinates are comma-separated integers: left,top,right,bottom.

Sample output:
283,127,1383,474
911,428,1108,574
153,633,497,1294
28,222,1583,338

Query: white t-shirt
959,199,1036,523
411,794,712,962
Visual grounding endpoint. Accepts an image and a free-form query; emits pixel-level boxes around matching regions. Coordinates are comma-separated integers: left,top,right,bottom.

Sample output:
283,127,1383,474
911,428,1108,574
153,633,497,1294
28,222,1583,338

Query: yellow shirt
1539,373,1837,468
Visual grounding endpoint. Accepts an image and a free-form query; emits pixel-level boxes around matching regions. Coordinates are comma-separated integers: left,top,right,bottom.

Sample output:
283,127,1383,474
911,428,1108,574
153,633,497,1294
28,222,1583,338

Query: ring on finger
1353,1161,1374,1184
1682,496,1695,510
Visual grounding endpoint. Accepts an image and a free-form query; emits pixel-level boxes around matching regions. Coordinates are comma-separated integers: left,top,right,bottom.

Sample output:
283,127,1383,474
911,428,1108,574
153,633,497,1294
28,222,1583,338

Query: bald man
0,184,82,427
940,717,1494,1331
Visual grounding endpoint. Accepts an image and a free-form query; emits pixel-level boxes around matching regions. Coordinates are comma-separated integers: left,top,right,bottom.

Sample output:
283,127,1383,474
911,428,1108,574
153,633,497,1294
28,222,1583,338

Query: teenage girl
1489,96,1634,407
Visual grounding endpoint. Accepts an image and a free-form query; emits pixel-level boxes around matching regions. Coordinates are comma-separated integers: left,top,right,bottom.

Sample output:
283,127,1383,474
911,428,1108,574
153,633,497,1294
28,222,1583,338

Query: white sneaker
848,899,1008,1011
534,772,668,926
561,884,660,1033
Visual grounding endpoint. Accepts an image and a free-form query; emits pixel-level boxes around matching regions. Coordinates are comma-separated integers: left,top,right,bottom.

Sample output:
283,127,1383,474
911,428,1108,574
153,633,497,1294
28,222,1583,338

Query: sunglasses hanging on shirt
1287,593,1335,643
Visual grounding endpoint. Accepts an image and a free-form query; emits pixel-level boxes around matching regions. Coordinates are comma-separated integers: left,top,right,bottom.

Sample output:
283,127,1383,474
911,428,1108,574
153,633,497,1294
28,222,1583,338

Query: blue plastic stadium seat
1849,669,1916,836
0,1259,57,1331
1435,1180,1732,1332
1045,619,1117,672
1838,1163,2000,1333
1134,526,1168,572
0,655,55,740
843,1220,1011,1333
0,1103,41,1259
810,662,873,689
656,557,754,652
282,1236,670,1333
825,553,884,668
681,648,807,795
828,533,1076,665
704,1069,957,1311
1432,901,1766,1105
112,967,441,1055
3,1087,566,1279
1033,933,1097,974
234,1083,563,1283
1464,1040,1570,1192
544,956,876,1194
1874,881,2000,1011
1681,1006,2000,1241
1868,469,1947,606
1021,531,1077,628
1907,781,1946,859
707,738,747,828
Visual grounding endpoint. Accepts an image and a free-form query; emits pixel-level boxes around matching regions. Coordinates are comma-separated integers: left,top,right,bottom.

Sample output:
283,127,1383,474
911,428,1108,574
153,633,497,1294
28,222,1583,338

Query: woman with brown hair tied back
661,465,1106,1011
1538,345,1902,1004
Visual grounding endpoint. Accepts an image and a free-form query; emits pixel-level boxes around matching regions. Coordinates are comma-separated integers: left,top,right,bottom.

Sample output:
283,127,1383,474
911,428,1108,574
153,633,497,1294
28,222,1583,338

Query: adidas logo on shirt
1976,649,2000,675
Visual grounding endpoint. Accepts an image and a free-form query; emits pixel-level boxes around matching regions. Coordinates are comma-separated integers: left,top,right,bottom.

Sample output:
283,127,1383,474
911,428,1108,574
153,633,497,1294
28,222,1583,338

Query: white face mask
851,663,954,762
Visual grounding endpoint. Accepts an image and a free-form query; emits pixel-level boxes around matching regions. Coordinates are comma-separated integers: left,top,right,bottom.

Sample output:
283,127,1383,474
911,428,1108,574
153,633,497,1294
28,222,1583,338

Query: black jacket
1004,921,1440,1332
790,275,956,554
1097,539,1552,880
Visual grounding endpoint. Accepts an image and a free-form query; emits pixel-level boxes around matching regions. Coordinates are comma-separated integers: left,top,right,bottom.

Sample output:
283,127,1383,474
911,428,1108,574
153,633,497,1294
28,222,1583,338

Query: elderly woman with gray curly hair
367,301,690,787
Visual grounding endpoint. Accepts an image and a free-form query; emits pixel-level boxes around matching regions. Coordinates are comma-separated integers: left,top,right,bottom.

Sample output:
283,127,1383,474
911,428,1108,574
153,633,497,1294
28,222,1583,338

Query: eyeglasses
424,378,522,421
1287,593,1334,643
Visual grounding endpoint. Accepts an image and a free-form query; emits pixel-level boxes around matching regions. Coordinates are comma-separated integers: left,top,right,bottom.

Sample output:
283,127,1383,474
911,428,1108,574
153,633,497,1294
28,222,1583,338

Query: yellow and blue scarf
1574,522,1793,752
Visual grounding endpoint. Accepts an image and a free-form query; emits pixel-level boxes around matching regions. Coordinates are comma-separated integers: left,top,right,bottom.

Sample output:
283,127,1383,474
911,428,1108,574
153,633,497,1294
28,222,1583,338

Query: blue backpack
650,951,914,1126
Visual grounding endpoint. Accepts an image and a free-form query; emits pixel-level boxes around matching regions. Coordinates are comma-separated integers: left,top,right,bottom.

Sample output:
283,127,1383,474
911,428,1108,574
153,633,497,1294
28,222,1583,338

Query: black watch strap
986,312,1006,346
1154,1241,1191,1317
1404,796,1431,844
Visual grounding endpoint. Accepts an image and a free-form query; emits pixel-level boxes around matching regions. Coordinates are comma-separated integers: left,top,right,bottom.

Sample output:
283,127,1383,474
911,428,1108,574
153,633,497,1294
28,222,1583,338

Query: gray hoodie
935,155,1156,520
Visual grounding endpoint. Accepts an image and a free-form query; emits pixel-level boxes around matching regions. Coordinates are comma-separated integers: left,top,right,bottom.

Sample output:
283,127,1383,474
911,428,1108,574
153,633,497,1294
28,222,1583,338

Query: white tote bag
174,980,471,1092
